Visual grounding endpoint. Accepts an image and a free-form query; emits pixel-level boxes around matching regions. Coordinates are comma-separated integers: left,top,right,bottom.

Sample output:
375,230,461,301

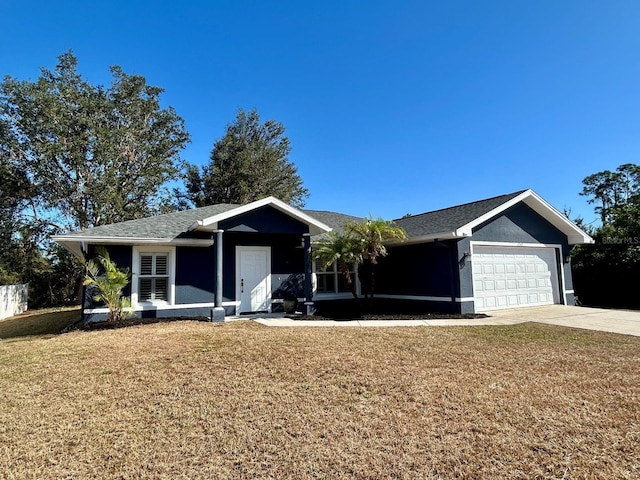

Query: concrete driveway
252,305,640,336
489,305,640,337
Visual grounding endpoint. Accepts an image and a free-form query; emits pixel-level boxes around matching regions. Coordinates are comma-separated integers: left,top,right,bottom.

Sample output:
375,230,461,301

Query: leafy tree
345,217,407,299
313,233,364,299
0,121,35,282
0,51,190,231
572,162,640,308
1,52,189,306
186,108,308,208
580,164,640,224
84,248,131,324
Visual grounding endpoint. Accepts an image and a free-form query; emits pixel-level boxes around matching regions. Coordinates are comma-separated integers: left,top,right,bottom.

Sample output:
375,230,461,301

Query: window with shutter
138,253,170,302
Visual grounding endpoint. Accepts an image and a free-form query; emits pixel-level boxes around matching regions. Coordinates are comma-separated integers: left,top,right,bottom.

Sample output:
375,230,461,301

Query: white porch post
303,233,315,315
212,229,225,321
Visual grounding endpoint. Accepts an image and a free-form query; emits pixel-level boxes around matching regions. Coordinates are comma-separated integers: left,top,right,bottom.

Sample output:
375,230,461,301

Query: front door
236,246,271,314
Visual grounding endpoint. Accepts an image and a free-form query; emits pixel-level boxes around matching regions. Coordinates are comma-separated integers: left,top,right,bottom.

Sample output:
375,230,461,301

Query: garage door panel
473,245,560,312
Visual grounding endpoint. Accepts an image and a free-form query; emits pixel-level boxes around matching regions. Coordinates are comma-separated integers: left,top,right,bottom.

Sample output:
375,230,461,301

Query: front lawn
0,321,638,478
0,306,80,339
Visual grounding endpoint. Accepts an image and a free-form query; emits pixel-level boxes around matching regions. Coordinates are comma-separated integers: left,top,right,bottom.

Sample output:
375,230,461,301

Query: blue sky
2,1,639,225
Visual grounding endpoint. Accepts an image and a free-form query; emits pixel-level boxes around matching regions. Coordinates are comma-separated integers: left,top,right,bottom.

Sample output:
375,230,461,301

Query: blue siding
375,241,460,313
471,203,568,246
175,246,215,304
219,205,309,235
222,232,304,305
376,242,458,297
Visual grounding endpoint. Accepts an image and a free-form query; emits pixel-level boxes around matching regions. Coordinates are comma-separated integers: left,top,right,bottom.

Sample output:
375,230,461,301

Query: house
52,189,593,321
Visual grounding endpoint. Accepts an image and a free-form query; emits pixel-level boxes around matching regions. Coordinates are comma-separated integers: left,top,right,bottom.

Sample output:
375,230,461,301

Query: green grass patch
0,307,80,339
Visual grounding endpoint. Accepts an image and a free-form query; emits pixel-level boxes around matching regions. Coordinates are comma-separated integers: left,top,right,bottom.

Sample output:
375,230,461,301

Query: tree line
573,164,640,308
0,52,307,306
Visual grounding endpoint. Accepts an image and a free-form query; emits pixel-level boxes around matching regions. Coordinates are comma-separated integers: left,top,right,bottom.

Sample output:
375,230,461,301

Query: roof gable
189,197,331,235
394,190,593,245
395,191,525,239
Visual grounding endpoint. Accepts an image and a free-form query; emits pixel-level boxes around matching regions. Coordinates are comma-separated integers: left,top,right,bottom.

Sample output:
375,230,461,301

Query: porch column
212,229,225,321
303,233,315,315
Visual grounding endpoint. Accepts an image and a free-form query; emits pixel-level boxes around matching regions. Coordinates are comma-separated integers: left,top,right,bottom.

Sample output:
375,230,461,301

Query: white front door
236,246,271,313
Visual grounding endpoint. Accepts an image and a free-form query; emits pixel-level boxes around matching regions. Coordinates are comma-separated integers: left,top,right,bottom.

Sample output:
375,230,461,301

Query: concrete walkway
490,305,640,337
248,305,640,337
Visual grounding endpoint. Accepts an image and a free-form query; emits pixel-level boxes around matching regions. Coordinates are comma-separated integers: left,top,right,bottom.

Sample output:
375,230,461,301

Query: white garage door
472,245,560,312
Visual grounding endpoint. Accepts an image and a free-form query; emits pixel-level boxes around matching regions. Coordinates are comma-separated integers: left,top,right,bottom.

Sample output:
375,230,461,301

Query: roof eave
51,235,214,258
386,231,461,246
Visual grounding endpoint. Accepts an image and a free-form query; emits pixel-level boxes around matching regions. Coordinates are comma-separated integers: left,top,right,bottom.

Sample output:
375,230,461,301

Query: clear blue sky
2,1,639,226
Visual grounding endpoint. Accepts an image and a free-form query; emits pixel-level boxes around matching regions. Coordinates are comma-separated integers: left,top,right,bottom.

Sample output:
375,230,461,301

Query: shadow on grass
80,316,212,331
0,307,81,340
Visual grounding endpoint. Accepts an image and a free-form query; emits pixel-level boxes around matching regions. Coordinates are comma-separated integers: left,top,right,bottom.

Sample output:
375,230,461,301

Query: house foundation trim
375,294,474,303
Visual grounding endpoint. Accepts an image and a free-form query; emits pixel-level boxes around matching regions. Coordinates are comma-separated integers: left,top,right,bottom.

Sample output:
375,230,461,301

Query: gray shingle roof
61,203,239,239
302,210,363,240
394,190,526,237
57,191,527,242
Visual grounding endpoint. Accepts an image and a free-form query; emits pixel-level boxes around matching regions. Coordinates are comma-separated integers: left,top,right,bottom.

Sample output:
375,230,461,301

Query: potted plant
283,294,298,314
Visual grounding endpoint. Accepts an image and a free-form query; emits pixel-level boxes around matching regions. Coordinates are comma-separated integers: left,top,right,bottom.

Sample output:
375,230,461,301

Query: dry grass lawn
1,319,639,479
0,307,80,339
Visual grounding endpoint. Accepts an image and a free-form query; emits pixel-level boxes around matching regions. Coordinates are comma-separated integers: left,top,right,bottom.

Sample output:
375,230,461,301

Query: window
138,253,169,302
132,246,175,306
314,261,357,295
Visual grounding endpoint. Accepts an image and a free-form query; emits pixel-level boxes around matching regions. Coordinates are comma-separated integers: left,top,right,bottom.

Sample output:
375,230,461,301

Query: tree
0,51,190,231
186,108,308,208
313,233,364,299
572,162,640,309
84,248,131,324
580,164,640,225
313,217,406,302
0,121,37,284
345,217,407,299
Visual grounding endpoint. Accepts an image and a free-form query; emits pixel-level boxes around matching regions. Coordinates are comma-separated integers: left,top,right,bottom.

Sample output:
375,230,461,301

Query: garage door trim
469,241,566,311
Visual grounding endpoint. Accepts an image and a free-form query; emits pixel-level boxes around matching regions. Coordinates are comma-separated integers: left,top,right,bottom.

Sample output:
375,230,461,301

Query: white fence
0,284,28,320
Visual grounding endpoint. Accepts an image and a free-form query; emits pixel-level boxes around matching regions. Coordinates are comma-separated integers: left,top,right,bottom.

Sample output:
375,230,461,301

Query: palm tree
345,216,407,299
313,233,363,299
83,247,131,324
